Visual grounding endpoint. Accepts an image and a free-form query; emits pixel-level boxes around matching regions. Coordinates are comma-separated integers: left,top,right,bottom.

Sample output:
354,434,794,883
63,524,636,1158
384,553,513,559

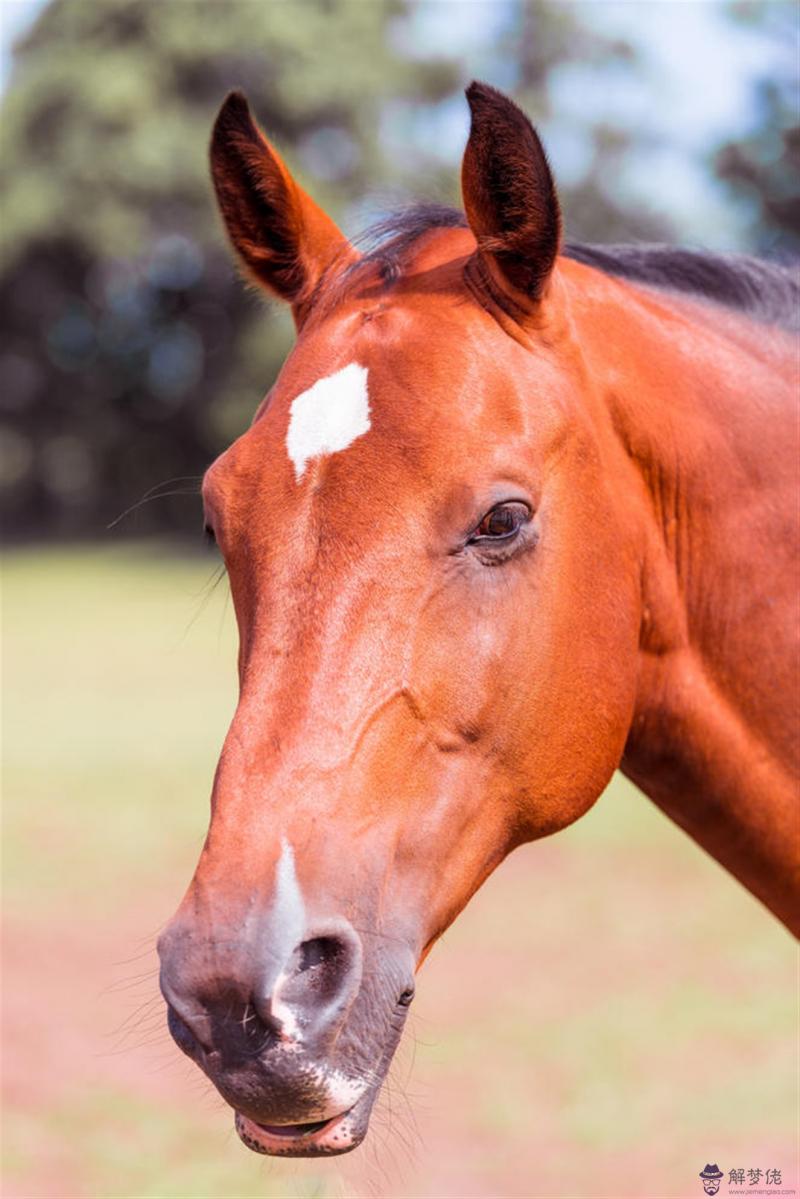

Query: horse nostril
264,923,363,1046
299,936,338,971
295,936,348,1000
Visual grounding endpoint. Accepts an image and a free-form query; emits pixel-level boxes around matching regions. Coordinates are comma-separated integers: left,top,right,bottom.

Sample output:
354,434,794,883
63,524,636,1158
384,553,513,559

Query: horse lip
234,1096,369,1157
253,1116,332,1137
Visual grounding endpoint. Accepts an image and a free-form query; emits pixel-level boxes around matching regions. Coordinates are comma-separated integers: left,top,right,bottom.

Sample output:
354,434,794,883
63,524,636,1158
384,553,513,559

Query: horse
157,82,799,1158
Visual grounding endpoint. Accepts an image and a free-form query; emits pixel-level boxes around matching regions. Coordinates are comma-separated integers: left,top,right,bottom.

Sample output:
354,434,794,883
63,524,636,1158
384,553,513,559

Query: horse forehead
205,292,519,508
202,354,421,517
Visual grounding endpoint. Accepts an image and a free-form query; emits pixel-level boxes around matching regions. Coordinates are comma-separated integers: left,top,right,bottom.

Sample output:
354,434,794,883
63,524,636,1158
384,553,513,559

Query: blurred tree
713,2,800,256
504,0,674,243
376,0,675,244
0,0,784,542
0,0,457,539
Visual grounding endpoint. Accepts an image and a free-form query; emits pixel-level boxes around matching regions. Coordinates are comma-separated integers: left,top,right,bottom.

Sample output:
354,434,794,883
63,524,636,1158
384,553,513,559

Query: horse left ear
210,90,353,322
461,82,561,309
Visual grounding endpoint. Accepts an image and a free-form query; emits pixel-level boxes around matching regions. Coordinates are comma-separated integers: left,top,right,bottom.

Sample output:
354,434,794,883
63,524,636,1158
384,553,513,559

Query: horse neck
568,269,799,935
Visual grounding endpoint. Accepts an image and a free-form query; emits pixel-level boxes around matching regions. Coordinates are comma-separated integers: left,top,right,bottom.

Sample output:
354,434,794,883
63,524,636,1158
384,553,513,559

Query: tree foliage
0,0,790,540
713,2,800,256
1,0,459,539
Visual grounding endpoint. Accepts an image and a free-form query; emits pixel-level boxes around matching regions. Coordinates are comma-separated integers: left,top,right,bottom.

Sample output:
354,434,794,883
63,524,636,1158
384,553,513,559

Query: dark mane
314,203,465,313
563,241,799,331
330,204,799,331
334,203,467,293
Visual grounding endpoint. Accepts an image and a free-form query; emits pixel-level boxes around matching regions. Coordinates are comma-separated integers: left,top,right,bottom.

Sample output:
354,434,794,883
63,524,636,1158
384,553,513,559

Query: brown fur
160,82,799,1161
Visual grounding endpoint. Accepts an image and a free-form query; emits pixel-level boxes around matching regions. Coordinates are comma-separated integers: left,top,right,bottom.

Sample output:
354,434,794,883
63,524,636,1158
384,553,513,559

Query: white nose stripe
286,362,371,480
269,839,306,1043
273,838,305,955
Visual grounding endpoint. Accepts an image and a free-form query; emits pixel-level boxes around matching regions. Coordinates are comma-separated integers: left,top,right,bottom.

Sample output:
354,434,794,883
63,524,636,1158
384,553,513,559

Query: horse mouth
235,1105,363,1156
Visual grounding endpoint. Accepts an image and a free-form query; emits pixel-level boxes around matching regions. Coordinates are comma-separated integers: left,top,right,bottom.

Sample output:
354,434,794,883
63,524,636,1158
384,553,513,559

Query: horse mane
339,203,468,287
328,204,799,331
563,241,799,332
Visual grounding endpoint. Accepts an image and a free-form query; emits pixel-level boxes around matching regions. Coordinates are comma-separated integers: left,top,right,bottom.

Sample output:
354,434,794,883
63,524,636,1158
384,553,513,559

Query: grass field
3,545,797,1199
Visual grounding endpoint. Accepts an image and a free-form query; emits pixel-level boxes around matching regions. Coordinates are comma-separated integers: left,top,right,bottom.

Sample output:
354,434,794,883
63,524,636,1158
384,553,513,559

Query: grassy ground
3,545,797,1199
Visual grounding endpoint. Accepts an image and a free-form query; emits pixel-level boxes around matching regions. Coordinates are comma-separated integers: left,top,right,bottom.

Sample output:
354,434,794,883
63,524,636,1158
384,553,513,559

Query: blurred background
1,0,798,541
2,2,798,1197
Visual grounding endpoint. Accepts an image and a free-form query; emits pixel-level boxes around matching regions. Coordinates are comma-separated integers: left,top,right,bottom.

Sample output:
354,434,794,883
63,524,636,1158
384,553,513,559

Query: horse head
157,83,642,1156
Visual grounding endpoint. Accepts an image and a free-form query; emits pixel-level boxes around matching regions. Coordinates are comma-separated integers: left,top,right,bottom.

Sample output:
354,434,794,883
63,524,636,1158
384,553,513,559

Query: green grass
4,544,238,915
3,545,797,1199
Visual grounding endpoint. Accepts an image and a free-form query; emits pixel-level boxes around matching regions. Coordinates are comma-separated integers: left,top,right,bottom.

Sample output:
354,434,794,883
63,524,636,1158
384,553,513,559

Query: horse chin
234,1089,375,1157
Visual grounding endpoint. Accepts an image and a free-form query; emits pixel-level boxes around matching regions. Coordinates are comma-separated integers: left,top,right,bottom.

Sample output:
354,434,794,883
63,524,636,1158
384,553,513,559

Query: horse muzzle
157,910,415,1156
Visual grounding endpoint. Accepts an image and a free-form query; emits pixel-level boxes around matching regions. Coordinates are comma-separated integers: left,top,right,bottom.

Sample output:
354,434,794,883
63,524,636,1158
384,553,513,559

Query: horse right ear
461,82,561,311
210,91,353,320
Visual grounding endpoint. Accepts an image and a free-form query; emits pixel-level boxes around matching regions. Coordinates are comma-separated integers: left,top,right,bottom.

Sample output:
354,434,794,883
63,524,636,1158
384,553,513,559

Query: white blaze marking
286,362,371,480
273,837,305,948
271,838,306,1043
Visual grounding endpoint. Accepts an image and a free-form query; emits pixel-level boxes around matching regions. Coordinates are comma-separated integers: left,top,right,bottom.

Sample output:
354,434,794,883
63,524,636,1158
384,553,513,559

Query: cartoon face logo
699,1164,723,1195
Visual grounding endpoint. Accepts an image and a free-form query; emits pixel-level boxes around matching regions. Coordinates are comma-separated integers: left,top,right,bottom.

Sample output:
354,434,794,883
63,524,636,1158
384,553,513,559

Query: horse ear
210,91,352,317
461,82,561,308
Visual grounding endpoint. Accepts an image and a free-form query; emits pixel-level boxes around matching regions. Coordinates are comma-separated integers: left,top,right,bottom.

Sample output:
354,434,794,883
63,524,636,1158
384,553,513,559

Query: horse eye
470,502,529,542
203,523,216,545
